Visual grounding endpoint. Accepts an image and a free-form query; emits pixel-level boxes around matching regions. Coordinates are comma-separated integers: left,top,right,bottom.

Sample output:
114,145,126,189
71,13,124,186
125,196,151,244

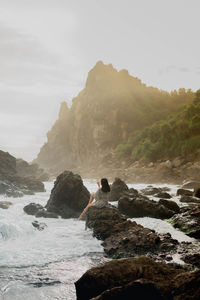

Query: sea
0,180,195,300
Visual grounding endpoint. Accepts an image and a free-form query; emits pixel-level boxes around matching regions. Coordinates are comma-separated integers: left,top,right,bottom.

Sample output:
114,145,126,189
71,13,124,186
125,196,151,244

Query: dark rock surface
86,206,178,258
170,205,200,239
23,203,44,215
45,171,90,218
194,187,200,198
155,192,172,199
16,159,49,181
177,189,193,196
180,195,200,204
35,210,59,218
108,177,129,202
75,256,200,300
118,194,177,219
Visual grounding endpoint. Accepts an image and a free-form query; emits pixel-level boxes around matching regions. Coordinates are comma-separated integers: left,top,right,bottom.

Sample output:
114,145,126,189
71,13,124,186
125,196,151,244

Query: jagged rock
182,253,200,268
0,201,12,209
23,203,44,215
45,171,90,218
0,150,45,197
177,189,193,196
180,195,200,204
170,205,200,239
85,206,178,258
16,159,49,181
32,220,47,231
118,194,176,219
108,178,129,202
75,256,183,300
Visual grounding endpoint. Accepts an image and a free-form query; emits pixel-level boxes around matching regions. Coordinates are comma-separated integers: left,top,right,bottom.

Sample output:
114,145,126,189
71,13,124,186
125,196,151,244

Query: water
0,180,195,299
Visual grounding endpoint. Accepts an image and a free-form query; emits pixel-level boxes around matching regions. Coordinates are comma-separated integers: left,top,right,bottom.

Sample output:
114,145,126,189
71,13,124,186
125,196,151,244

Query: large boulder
75,256,191,300
45,171,90,218
177,189,193,197
118,194,177,219
108,177,129,202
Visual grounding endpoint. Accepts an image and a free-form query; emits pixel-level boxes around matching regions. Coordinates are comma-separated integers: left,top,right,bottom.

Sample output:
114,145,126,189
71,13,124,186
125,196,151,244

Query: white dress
93,188,110,208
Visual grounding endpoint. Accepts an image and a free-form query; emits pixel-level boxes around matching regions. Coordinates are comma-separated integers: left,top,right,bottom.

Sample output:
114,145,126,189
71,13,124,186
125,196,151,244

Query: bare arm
78,194,94,220
97,181,100,188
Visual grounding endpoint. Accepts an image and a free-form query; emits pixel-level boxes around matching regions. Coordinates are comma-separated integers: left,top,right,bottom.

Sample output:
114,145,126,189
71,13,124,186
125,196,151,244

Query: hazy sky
0,0,199,161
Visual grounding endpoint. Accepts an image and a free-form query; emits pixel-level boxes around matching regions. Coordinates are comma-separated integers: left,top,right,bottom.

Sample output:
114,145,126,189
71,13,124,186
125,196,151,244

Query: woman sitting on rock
78,178,110,220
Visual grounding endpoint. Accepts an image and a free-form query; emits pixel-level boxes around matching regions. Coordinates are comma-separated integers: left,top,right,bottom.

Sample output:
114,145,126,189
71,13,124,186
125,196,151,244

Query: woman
78,178,110,220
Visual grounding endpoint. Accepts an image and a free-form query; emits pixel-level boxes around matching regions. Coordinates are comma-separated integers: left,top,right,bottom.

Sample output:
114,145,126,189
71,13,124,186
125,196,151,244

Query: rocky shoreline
21,170,200,299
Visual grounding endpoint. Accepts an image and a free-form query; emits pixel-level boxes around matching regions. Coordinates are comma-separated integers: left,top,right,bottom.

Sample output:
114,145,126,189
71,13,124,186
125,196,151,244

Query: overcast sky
0,0,199,162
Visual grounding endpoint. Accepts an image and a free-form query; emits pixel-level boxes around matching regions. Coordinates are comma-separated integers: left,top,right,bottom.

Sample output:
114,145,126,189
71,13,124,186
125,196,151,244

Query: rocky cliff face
0,150,48,197
35,61,191,176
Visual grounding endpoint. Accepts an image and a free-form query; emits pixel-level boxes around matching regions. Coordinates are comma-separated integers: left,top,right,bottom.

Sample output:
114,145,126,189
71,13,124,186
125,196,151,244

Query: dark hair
101,178,110,193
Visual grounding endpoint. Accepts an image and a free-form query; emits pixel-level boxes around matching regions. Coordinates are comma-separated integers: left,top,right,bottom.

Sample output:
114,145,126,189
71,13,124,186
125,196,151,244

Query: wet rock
118,195,176,219
108,177,129,202
155,192,172,199
35,210,59,218
0,201,12,209
170,205,200,239
158,199,180,213
91,280,164,300
141,186,161,196
177,189,193,196
86,206,177,258
32,220,47,231
194,187,200,198
182,253,200,268
45,171,90,218
23,203,44,215
75,256,182,300
180,195,200,204
5,189,24,198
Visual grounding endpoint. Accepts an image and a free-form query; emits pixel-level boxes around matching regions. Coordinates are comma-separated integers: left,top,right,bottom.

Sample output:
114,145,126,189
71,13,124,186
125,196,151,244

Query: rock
35,210,59,218
182,253,200,268
141,186,161,195
177,189,193,196
0,201,12,209
23,203,44,215
108,178,129,202
182,181,200,189
158,199,180,213
45,171,90,218
75,256,182,300
194,187,200,198
32,220,47,231
180,196,200,204
5,189,24,198
170,205,200,239
155,192,172,199
118,195,176,219
16,159,49,181
85,206,177,258
91,280,163,300
0,150,45,197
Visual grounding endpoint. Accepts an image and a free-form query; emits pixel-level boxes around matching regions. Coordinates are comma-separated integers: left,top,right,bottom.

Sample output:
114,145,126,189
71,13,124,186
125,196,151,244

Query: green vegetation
115,90,200,163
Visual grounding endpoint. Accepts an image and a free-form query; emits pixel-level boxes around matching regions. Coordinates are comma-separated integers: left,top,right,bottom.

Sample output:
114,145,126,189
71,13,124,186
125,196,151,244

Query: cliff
35,61,194,177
